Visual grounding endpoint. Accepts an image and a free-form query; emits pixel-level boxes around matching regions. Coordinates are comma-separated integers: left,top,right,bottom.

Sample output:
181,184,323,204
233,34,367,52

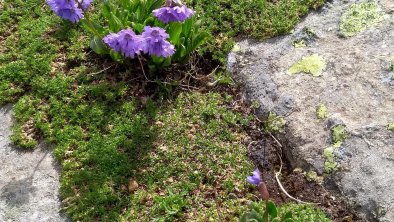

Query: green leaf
132,22,145,34
266,201,278,219
240,209,264,222
90,36,108,55
80,19,105,37
282,212,293,221
189,31,209,53
152,56,165,66
172,43,186,62
162,57,172,67
101,3,111,19
182,18,193,38
143,17,155,27
168,22,183,44
108,12,124,32
109,51,123,62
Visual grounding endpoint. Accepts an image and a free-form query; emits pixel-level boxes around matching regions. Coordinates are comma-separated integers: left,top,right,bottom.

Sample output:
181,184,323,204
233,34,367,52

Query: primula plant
46,0,209,68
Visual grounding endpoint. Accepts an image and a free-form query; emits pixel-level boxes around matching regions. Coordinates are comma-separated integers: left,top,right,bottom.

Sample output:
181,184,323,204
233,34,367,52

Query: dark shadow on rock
0,150,49,207
0,178,37,207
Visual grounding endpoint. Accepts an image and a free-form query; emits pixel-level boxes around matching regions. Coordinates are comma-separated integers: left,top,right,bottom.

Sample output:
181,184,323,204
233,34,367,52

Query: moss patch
316,104,328,120
339,2,384,37
288,54,326,76
122,92,255,221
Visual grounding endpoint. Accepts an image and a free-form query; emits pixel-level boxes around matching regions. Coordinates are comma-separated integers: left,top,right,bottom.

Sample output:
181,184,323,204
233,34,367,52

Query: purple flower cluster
46,0,92,23
142,27,175,58
103,27,175,59
153,3,194,23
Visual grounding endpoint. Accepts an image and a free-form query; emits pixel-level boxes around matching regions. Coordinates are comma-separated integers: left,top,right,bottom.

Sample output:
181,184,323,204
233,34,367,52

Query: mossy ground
241,201,330,222
186,0,326,63
1,0,329,221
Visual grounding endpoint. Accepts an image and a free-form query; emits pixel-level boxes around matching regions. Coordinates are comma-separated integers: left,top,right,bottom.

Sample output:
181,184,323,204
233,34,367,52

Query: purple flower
142,26,175,58
153,7,178,24
117,29,147,58
78,0,93,10
173,6,194,21
103,33,121,52
153,5,194,23
46,0,84,23
247,169,261,185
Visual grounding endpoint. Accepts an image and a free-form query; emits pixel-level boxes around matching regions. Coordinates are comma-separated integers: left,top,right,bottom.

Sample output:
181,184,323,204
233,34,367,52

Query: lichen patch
339,2,384,37
316,104,328,120
388,123,394,132
288,54,326,76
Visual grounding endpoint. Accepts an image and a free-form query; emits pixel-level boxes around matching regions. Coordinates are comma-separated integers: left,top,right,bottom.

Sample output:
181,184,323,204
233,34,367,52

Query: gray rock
0,105,69,222
229,0,394,220
338,127,394,221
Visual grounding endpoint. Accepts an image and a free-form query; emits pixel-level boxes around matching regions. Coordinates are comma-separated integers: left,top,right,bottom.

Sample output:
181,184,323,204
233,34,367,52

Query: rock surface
229,0,394,221
0,105,69,222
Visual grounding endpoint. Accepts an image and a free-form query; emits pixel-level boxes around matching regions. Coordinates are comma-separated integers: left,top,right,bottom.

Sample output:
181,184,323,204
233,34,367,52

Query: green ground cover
187,0,326,62
0,0,328,221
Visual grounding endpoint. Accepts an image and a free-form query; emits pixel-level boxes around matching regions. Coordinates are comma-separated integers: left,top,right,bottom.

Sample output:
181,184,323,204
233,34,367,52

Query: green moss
316,104,328,120
288,54,326,76
123,92,254,221
185,0,326,63
264,112,286,133
339,2,384,37
388,123,394,132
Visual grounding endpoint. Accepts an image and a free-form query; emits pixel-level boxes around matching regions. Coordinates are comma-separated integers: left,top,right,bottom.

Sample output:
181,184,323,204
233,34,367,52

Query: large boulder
229,0,394,221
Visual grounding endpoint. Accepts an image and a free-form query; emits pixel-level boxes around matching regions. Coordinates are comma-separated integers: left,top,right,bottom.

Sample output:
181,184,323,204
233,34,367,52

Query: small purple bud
246,168,261,185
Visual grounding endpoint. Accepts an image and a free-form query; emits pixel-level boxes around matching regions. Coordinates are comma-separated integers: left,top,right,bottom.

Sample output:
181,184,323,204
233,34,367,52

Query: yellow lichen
288,54,326,77
292,39,306,48
323,125,348,173
332,125,347,148
388,123,394,132
339,2,384,37
316,104,328,120
264,112,286,133
324,147,338,173
305,171,324,184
